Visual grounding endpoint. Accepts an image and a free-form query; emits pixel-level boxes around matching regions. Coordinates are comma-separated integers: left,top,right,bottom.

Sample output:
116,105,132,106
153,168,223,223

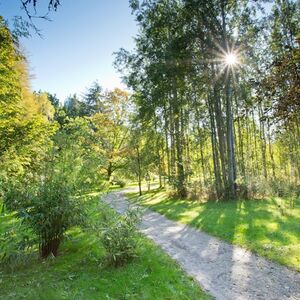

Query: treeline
115,0,300,200
0,14,131,191
0,17,133,259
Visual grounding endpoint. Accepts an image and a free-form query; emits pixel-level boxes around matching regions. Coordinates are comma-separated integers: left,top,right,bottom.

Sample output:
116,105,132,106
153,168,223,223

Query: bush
111,180,126,188
186,180,218,201
115,180,126,188
235,175,300,201
100,207,141,266
2,144,89,260
3,175,86,259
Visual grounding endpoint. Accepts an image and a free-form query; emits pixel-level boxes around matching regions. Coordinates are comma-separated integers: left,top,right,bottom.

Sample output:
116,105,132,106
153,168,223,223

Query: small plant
0,217,36,269
100,207,141,266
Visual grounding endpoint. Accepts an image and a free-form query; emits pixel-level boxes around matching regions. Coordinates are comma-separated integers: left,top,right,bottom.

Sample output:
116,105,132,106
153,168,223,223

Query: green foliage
116,0,300,200
83,81,104,115
115,179,126,188
3,152,87,258
63,94,86,118
234,176,300,201
0,213,36,270
0,19,58,196
91,88,130,181
100,207,141,266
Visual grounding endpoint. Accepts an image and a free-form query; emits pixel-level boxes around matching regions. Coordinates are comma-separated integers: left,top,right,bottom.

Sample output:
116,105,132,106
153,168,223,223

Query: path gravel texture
102,189,300,300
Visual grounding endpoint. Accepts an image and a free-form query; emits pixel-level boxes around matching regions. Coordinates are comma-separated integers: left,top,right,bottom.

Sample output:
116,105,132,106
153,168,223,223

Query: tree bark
225,73,237,199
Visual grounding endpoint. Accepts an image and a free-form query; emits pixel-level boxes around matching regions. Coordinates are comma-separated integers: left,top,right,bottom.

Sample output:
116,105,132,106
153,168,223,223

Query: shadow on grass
132,190,300,270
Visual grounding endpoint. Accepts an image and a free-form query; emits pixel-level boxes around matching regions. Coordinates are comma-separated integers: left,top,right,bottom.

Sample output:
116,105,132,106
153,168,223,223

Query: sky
0,0,138,101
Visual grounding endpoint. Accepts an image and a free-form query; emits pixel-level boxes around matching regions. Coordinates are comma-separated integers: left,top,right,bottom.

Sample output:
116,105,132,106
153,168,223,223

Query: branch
19,0,59,37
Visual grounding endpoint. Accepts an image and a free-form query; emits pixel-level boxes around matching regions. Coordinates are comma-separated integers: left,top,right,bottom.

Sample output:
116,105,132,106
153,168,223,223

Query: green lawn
127,189,300,272
0,192,208,300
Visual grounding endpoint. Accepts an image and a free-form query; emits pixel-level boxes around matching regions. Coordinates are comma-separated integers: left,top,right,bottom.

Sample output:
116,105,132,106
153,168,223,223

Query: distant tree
91,89,130,181
63,94,86,118
46,92,60,110
83,81,104,115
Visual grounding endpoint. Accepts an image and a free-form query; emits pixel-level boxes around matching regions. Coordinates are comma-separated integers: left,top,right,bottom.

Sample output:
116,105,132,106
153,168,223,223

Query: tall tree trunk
258,104,268,179
225,73,237,199
235,84,245,178
267,118,276,179
207,93,222,198
173,84,187,197
164,105,171,180
213,82,227,192
136,146,142,196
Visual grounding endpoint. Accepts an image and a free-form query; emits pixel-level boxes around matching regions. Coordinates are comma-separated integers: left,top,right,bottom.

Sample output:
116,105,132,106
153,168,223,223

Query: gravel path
102,189,300,300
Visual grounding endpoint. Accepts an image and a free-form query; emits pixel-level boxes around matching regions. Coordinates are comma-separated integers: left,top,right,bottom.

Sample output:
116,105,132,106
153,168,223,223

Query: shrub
2,144,89,259
186,180,218,201
115,180,126,188
3,174,86,259
100,207,141,266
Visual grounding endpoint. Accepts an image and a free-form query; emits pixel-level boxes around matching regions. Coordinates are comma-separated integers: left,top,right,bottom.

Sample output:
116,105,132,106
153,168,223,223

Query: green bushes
1,140,90,260
187,176,300,202
111,179,126,188
235,176,300,201
115,180,126,188
99,207,141,266
3,172,86,259
0,215,36,269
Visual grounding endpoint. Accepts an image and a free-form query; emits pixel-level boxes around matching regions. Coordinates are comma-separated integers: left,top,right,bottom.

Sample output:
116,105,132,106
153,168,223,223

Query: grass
126,189,300,272
0,193,209,300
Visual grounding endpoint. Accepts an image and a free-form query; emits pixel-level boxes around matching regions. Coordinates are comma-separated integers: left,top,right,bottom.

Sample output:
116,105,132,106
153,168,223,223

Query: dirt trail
102,189,300,300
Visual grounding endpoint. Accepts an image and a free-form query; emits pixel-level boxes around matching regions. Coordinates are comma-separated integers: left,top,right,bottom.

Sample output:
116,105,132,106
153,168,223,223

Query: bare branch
19,0,59,37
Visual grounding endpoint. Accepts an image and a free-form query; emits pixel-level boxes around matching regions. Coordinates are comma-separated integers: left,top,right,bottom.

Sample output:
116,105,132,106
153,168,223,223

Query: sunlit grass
127,190,300,271
0,193,209,300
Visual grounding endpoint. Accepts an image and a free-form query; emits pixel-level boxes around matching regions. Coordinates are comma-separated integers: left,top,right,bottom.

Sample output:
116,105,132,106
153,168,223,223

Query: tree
91,89,130,181
0,18,57,191
63,94,86,118
116,0,300,200
83,81,104,115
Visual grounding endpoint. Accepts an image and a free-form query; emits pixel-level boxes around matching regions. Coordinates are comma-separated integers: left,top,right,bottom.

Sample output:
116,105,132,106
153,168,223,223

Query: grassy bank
0,192,209,300
127,189,300,271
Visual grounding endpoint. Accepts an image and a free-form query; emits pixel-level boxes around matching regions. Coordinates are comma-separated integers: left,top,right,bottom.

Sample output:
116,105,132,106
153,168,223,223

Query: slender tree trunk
136,146,142,196
213,83,227,192
235,86,245,178
173,84,187,197
267,118,276,179
225,73,237,199
207,93,222,197
164,105,171,180
258,104,268,179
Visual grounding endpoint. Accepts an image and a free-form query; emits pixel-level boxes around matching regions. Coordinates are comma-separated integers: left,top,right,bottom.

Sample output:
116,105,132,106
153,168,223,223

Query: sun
225,53,238,66
207,43,242,82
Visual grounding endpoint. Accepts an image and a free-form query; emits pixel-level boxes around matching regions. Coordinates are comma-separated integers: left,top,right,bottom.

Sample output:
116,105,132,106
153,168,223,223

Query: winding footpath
102,189,300,300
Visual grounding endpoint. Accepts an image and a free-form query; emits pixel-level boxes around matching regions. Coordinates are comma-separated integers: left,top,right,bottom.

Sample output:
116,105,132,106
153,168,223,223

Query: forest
0,0,300,299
